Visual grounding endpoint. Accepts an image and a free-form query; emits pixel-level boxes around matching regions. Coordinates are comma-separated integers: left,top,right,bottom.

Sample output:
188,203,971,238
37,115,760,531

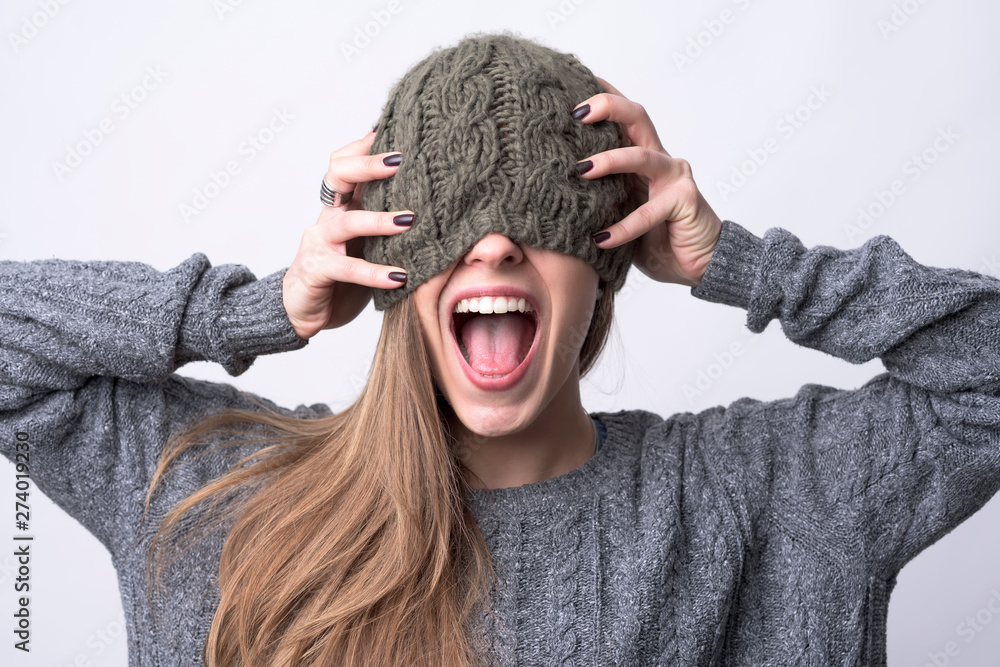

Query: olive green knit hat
361,32,638,311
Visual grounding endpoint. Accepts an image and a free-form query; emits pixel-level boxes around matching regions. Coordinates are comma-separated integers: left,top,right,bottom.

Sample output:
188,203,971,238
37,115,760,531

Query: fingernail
571,104,591,120
388,271,407,283
383,153,402,167
393,213,414,227
575,160,594,175
372,124,379,133
592,231,610,244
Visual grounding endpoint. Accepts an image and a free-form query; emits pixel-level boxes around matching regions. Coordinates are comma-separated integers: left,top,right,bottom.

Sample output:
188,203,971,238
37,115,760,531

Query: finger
328,127,378,161
313,208,415,243
577,145,690,184
292,225,409,291
303,253,408,291
590,183,697,250
324,150,402,198
319,131,381,209
573,91,666,155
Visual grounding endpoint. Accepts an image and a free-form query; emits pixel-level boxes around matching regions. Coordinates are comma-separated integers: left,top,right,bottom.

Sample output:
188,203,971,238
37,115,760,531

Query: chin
449,399,534,437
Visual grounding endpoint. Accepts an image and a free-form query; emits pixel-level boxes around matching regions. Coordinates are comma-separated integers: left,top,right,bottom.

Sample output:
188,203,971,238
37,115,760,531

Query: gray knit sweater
2,219,999,666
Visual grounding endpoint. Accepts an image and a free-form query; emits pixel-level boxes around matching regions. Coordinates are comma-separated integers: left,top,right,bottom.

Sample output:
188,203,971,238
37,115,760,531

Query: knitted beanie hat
361,32,638,311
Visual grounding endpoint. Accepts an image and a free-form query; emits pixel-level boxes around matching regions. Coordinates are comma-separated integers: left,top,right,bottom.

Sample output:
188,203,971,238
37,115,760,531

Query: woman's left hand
574,77,723,288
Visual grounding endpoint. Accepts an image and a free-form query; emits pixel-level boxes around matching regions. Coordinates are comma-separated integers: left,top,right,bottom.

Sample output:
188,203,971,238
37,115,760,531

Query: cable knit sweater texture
1,220,999,666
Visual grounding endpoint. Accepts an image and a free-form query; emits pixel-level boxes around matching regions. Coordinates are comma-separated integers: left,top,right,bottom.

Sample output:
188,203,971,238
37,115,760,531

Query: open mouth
451,308,539,378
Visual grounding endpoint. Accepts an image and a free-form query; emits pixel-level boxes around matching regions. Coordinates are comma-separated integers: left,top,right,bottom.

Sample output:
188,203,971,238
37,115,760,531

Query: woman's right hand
282,129,412,340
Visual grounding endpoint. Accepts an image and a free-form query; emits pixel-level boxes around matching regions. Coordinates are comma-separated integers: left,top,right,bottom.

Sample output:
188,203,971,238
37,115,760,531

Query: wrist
688,221,722,288
689,220,762,310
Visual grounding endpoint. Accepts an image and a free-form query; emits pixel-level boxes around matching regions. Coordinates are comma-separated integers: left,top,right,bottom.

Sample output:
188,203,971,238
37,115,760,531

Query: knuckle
634,205,658,228
674,157,693,178
338,257,359,284
673,177,700,203
303,225,339,260
348,258,371,284
327,152,342,173
335,213,356,240
299,255,318,275
602,148,623,171
357,261,380,286
302,224,323,246
639,146,657,168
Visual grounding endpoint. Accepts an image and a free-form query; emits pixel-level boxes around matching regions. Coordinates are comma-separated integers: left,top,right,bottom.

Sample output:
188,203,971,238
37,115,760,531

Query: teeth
454,296,534,314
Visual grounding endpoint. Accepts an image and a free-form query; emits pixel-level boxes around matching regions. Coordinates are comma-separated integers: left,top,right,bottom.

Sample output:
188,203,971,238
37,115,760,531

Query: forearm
691,221,1000,394
0,253,306,404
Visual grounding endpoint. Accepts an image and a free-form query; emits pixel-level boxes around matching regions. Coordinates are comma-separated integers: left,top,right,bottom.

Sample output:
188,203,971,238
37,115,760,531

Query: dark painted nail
372,124,378,133
571,104,591,120
383,153,402,167
388,271,407,283
592,231,611,244
575,160,594,175
393,213,414,227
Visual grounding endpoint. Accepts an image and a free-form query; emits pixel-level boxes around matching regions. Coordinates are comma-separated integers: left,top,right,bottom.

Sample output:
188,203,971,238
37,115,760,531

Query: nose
462,233,524,270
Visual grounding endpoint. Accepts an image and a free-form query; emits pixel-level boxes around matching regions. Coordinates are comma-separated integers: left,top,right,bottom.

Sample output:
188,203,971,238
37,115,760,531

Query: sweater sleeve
0,253,311,555
690,220,1000,576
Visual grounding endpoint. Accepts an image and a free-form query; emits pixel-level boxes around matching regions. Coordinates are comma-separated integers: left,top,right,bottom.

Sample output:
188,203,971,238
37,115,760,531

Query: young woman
2,32,998,666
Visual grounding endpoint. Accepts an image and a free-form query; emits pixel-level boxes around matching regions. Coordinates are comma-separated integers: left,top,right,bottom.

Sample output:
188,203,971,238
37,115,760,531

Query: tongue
461,313,534,375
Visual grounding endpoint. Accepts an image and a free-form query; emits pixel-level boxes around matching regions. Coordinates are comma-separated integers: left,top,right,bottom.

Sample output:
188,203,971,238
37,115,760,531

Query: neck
451,373,595,491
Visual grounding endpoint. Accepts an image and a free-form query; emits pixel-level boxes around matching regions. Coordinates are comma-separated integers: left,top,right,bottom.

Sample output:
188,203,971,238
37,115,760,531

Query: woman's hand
574,78,722,288
282,129,412,340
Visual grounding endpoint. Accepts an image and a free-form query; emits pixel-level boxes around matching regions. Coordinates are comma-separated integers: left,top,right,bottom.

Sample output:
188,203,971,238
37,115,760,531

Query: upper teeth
453,296,534,314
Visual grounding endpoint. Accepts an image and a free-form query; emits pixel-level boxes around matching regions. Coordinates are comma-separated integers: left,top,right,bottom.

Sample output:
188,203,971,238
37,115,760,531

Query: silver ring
320,178,353,207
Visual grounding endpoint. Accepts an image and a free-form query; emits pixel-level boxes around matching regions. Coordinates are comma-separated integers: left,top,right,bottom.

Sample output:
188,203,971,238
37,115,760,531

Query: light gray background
2,0,999,665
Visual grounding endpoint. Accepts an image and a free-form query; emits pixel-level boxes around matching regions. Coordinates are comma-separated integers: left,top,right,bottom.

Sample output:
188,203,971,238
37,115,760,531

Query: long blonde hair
143,280,616,665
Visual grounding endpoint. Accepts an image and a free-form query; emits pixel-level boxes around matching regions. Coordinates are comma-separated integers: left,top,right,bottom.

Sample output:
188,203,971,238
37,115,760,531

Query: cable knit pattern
2,220,999,665
548,501,581,664
360,32,638,310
